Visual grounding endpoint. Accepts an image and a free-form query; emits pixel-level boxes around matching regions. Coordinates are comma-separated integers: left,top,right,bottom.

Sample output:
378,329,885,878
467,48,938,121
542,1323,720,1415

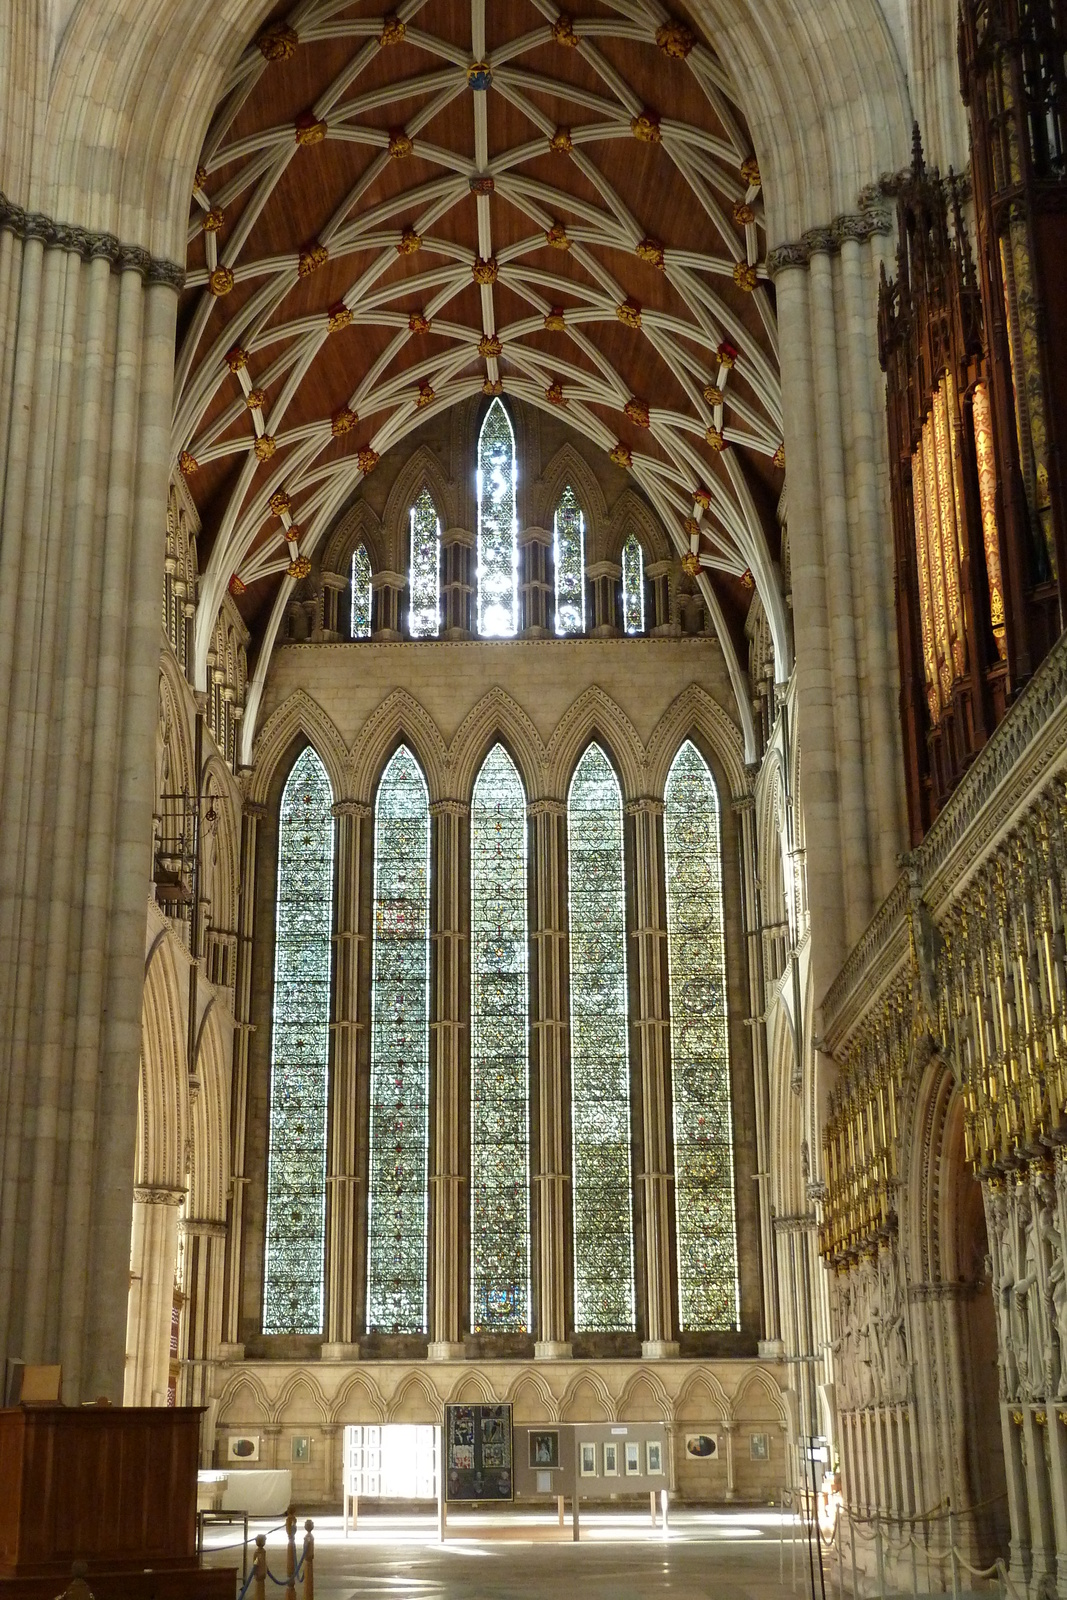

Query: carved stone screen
350,543,372,639
408,488,440,638
554,485,586,635
470,744,530,1332
263,746,335,1334
621,532,645,635
367,746,431,1333
663,740,739,1329
567,743,636,1331
476,399,519,638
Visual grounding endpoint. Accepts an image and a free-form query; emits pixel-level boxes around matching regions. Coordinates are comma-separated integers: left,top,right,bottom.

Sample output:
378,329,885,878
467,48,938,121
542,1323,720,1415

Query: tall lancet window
476,398,519,637
408,489,441,638
621,531,645,634
350,544,372,639
554,485,585,635
664,740,739,1329
567,743,636,1331
470,744,530,1331
263,747,335,1334
367,746,431,1333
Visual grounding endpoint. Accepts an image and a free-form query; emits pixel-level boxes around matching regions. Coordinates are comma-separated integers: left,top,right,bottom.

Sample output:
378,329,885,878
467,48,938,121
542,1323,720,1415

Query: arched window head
567,742,636,1332
470,744,530,1331
408,489,440,638
263,746,335,1335
664,740,739,1331
621,531,645,634
554,485,586,635
476,399,518,637
367,745,431,1333
350,544,372,639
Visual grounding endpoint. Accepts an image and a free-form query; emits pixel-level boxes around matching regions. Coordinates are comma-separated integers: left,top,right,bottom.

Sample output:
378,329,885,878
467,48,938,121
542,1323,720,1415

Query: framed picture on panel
603,1442,619,1476
646,1441,663,1475
579,1441,598,1477
624,1442,641,1475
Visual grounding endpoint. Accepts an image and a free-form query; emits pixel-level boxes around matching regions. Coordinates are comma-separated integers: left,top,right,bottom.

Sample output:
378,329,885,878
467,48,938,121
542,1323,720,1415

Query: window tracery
408,490,440,639
621,531,646,635
263,746,334,1335
554,486,586,636
664,740,739,1330
567,743,636,1332
367,745,431,1334
470,744,530,1332
350,544,372,639
476,400,519,638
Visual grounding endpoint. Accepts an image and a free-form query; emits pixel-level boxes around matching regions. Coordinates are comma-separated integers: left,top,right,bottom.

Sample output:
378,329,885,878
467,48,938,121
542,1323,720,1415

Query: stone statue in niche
830,1276,856,1411
1012,1182,1053,1400
987,1185,1019,1399
873,1242,908,1405
853,1255,875,1409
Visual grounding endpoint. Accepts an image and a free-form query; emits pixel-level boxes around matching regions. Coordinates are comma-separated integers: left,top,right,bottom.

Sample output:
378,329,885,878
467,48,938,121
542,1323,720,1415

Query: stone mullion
529,800,571,1357
429,800,468,1356
222,800,262,1349
325,801,369,1352
178,1217,227,1415
124,1185,184,1406
627,798,677,1357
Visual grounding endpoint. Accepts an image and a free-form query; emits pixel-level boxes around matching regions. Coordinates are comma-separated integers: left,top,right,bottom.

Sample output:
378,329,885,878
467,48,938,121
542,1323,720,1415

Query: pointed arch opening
567,742,635,1332
476,399,518,638
664,740,739,1330
470,743,530,1332
621,531,646,635
408,488,441,639
367,745,431,1334
554,485,586,636
263,746,335,1335
350,544,372,639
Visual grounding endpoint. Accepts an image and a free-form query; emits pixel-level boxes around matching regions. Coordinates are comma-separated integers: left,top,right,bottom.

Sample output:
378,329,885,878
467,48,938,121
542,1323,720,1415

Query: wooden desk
0,1406,202,1578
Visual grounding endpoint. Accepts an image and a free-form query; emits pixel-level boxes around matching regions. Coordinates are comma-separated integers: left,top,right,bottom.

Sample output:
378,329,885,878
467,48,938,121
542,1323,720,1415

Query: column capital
441,526,475,548
332,800,371,819
179,1216,228,1238
243,801,269,820
528,797,566,818
134,1185,186,1206
625,796,664,819
430,798,470,819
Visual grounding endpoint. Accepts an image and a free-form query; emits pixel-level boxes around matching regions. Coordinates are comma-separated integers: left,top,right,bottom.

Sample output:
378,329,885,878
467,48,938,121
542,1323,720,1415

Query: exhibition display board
443,1404,513,1502
342,1425,438,1532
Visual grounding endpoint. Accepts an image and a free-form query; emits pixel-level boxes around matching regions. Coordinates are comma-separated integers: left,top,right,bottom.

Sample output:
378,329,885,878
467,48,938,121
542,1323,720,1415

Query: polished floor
202,1508,813,1600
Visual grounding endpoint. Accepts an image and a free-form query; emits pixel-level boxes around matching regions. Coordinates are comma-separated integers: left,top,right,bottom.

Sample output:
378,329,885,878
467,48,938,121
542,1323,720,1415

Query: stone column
178,1216,227,1414
626,798,677,1357
587,561,621,635
428,799,468,1358
529,800,571,1357
441,529,475,637
325,801,370,1354
222,800,264,1352
0,230,180,1400
125,1185,185,1406
520,526,553,635
647,560,676,636
371,570,405,638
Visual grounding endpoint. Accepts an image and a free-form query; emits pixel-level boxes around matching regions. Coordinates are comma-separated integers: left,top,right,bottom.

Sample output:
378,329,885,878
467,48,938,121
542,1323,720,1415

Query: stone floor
202,1507,815,1600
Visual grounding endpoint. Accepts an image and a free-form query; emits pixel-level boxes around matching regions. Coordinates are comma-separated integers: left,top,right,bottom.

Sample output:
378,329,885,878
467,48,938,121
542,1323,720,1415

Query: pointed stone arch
275,1371,329,1425
618,1370,672,1423
248,689,348,807
347,689,448,806
644,685,748,802
331,1371,387,1424
675,1368,730,1423
199,754,241,941
445,1370,497,1406
546,686,645,802
447,688,547,803
733,1366,789,1427
139,935,189,1191
189,1000,230,1222
604,487,672,567
537,442,609,555
506,1370,557,1423
216,1369,273,1428
386,1370,440,1423
382,443,458,566
559,1371,615,1422
321,499,386,580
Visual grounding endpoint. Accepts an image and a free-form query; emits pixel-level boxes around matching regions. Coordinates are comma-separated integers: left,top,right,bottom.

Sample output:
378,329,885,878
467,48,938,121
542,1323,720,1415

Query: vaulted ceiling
176,0,786,735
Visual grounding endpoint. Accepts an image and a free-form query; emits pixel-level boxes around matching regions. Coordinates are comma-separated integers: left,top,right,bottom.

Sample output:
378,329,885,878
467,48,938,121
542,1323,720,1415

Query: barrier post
253,1535,267,1600
850,1514,858,1600
285,1512,297,1600
302,1520,315,1600
875,1520,886,1600
948,1506,960,1600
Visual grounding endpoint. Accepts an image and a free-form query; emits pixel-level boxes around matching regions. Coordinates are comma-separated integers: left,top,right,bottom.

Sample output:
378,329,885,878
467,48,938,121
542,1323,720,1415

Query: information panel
443,1403,513,1502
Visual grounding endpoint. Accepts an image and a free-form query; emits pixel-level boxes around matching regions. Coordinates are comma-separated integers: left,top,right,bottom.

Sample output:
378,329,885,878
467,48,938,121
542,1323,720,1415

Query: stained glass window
367,746,431,1333
621,531,645,634
476,399,519,637
664,740,739,1330
470,744,530,1331
408,489,440,638
554,485,586,635
263,746,335,1334
567,743,636,1331
351,544,372,639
